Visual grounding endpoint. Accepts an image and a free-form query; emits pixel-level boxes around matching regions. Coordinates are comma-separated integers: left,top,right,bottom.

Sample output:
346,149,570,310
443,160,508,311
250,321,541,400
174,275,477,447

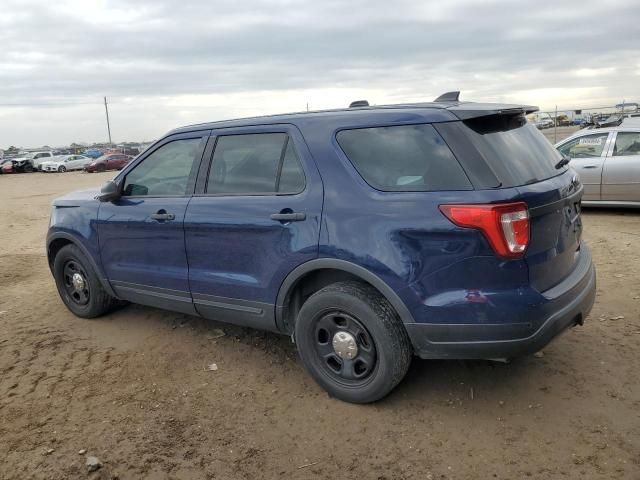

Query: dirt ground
541,125,580,144
0,170,638,480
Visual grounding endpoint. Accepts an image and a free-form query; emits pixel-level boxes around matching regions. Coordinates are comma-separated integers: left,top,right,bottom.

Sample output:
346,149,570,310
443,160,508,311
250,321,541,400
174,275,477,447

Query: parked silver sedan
40,155,93,173
555,127,640,207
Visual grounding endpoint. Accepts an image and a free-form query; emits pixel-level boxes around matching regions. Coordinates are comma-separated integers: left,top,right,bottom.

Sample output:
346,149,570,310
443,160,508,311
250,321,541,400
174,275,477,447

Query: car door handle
582,165,598,169
150,212,175,221
270,212,306,222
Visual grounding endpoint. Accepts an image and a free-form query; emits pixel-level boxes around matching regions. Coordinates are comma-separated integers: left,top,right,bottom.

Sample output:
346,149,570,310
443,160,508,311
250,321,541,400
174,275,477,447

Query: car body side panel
184,124,324,332
602,132,640,202
556,132,613,201
95,132,208,315
570,156,604,201
47,189,114,296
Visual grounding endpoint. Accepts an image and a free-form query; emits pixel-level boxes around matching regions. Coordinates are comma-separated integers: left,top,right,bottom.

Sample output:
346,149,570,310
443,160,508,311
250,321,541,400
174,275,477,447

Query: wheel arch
275,259,415,334
47,232,117,298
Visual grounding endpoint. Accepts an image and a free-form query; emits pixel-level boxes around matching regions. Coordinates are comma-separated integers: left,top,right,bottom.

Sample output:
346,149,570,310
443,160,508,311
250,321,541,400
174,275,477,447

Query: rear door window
206,133,305,195
612,132,640,156
336,124,472,191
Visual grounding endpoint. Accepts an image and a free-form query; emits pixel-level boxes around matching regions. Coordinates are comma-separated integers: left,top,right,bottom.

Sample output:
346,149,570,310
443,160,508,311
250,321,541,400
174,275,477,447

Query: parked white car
9,151,55,170
40,155,93,172
535,117,554,129
555,127,640,207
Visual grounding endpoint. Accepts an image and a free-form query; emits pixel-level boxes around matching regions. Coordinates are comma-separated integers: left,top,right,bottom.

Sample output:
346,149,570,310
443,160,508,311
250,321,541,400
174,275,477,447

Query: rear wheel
53,244,120,318
295,281,412,403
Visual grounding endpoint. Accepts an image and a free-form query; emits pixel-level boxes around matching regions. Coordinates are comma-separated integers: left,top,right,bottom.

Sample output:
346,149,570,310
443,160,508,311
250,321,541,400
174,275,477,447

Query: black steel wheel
312,310,377,384
61,259,90,306
295,281,412,403
53,244,121,318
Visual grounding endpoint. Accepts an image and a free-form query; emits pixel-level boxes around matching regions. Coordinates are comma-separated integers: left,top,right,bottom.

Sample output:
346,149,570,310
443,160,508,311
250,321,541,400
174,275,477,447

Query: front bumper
406,247,596,359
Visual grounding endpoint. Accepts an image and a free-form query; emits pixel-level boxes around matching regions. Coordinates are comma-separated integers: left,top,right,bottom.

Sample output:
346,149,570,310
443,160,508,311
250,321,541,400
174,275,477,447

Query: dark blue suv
47,94,596,403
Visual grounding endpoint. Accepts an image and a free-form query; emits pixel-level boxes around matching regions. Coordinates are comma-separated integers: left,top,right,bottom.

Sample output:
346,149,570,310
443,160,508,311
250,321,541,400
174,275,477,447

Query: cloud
1,0,639,147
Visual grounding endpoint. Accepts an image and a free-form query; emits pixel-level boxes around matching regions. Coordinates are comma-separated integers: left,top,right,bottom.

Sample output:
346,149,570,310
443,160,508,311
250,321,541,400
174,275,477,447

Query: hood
52,188,101,207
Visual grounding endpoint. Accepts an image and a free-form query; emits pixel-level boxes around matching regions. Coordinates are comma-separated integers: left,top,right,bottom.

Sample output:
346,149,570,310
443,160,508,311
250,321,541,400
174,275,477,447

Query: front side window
207,133,305,194
336,124,472,191
122,138,201,196
612,132,640,156
558,133,609,158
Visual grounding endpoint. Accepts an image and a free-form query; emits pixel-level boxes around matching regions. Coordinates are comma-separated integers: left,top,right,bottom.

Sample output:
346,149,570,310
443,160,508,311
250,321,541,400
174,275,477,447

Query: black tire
53,244,119,318
96,164,106,172
295,281,412,403
58,166,66,173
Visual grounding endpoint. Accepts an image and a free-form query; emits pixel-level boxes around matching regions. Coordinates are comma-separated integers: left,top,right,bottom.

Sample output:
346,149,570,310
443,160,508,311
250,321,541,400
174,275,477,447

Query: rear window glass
336,124,472,191
450,115,564,188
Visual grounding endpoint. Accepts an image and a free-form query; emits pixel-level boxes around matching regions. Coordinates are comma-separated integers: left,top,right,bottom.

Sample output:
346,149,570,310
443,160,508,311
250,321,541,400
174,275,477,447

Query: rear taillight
439,202,530,259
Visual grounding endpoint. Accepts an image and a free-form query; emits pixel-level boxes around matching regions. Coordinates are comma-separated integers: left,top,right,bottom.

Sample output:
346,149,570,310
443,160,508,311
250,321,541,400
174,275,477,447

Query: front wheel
53,244,120,318
295,281,412,403
58,166,66,173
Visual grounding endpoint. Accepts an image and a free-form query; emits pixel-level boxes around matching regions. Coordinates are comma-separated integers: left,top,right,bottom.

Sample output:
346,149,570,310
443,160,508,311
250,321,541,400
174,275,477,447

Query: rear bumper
406,246,596,359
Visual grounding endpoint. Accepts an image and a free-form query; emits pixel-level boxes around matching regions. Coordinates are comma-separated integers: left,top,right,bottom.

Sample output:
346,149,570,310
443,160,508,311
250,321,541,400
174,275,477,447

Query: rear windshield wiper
555,155,570,169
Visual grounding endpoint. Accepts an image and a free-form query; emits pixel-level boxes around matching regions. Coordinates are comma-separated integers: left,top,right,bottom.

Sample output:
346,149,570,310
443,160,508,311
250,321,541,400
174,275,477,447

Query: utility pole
554,105,557,144
104,96,112,146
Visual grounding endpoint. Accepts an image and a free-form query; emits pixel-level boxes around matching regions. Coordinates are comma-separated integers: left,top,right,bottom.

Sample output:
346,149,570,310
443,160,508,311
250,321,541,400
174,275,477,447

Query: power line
0,101,103,106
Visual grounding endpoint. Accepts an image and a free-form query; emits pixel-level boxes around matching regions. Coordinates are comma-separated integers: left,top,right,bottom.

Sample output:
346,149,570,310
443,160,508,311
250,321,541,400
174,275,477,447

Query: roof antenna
434,91,460,102
349,100,369,108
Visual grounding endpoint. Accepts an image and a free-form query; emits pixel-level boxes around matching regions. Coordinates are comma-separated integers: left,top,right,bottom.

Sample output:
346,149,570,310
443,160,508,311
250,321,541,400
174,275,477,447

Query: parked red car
1,157,34,174
84,154,132,173
1,160,14,174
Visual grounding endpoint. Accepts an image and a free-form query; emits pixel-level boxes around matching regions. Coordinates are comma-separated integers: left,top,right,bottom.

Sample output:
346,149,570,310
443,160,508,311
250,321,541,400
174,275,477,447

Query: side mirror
97,180,121,202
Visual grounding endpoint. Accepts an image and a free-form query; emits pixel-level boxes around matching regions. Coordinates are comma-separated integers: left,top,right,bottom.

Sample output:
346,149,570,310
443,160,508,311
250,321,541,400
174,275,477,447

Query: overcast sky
1,0,639,148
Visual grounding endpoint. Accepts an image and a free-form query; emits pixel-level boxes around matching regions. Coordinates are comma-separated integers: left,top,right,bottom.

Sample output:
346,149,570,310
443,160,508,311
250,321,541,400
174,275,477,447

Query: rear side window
438,115,565,188
613,132,640,156
207,133,305,195
336,124,472,191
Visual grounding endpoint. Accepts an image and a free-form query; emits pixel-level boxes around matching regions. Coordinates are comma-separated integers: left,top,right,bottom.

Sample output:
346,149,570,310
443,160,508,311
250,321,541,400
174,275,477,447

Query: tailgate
517,171,584,292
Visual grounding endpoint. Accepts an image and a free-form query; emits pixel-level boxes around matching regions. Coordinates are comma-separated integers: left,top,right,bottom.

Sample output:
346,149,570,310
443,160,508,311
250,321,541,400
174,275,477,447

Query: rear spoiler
446,103,539,120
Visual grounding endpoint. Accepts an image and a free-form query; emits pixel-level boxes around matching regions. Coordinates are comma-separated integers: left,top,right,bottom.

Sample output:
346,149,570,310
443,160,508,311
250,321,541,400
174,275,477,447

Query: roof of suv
170,100,539,135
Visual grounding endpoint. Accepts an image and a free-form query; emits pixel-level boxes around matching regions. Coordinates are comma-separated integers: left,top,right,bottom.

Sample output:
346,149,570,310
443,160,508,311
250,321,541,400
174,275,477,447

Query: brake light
439,202,530,259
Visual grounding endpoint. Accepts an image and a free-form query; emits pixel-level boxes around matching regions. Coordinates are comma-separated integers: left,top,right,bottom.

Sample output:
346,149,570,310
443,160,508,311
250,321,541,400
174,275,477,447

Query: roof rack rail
349,100,369,108
434,91,460,102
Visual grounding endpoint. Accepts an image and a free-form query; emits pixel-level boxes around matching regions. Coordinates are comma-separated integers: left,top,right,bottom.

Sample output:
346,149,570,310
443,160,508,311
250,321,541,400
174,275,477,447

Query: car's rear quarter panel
296,113,535,329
